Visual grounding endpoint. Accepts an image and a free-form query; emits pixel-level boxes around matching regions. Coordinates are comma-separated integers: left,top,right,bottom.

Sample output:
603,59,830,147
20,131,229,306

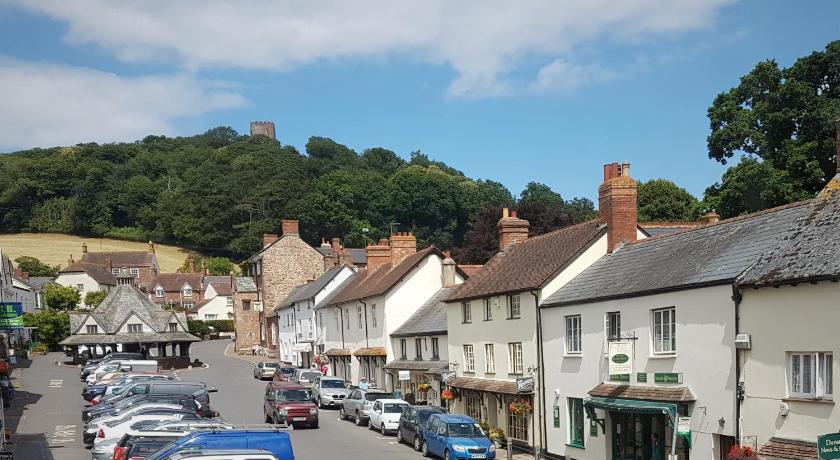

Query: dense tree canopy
637,179,700,222
14,256,60,277
23,310,70,349
43,284,80,311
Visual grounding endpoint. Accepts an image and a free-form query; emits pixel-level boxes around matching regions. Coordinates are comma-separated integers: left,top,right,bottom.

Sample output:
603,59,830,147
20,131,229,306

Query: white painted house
55,260,116,307
540,198,809,460
188,276,235,321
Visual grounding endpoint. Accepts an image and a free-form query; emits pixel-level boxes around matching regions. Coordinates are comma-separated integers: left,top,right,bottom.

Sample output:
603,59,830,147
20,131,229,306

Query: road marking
48,379,63,388
389,441,399,445
376,436,390,439
51,424,76,444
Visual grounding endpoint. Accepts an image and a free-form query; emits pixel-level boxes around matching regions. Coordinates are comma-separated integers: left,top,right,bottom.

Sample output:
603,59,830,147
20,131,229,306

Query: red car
272,366,296,383
263,382,319,428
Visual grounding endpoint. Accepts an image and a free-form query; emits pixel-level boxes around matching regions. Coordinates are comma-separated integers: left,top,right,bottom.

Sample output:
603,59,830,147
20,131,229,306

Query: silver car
253,362,280,380
311,376,351,408
339,388,393,426
294,369,322,388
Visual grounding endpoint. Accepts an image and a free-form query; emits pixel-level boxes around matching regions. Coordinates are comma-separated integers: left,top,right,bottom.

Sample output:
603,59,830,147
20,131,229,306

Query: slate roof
758,437,817,460
316,247,368,265
151,273,204,292
588,383,696,402
208,282,232,297
449,376,519,395
234,277,258,292
384,360,449,373
277,266,348,309
543,202,812,307
447,220,606,302
640,222,700,237
60,261,117,285
324,247,442,306
81,251,157,267
26,276,57,291
391,287,455,337
738,192,840,287
202,275,230,290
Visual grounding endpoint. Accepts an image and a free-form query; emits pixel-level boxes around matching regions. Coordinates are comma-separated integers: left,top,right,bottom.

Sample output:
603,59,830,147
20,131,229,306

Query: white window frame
507,294,521,319
509,342,523,374
226,297,233,308
605,311,621,346
432,338,440,359
485,343,496,373
344,308,350,330
334,311,340,331
182,285,193,297
462,302,472,323
169,322,178,332
463,345,475,372
127,323,143,333
400,339,407,359
652,307,676,354
483,298,493,321
204,314,217,320
565,315,582,354
111,268,120,276
155,286,164,298
790,352,833,399
129,268,140,278
357,305,363,329
86,325,98,334
415,338,423,359
371,304,377,328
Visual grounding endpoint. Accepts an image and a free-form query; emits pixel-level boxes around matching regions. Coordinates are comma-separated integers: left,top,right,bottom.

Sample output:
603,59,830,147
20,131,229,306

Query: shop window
466,394,482,420
568,397,585,448
508,405,529,441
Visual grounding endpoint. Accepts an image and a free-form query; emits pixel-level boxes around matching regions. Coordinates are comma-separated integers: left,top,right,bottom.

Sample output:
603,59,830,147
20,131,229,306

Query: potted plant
727,445,758,460
508,399,533,416
489,427,506,448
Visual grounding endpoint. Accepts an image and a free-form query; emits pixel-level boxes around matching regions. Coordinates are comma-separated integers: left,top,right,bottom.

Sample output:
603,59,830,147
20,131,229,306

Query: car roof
413,406,447,412
268,383,306,390
169,449,274,459
374,399,408,404
317,375,340,379
361,389,391,394
435,413,476,423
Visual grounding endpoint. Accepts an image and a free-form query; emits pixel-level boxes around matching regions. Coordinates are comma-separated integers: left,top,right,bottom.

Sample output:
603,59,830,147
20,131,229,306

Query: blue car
145,429,294,460
421,413,496,460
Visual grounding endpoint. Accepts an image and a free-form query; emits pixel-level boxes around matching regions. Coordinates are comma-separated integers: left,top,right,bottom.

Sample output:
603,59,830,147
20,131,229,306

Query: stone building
240,220,324,351
231,276,260,350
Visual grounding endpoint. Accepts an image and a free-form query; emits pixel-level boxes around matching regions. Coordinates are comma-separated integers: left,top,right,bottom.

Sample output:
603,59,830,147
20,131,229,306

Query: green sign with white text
610,374,630,382
637,372,647,382
654,373,682,384
818,433,840,459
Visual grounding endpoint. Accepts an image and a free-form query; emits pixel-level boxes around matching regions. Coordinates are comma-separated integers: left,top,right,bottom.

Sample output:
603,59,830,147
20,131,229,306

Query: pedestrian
359,378,369,390
251,344,257,356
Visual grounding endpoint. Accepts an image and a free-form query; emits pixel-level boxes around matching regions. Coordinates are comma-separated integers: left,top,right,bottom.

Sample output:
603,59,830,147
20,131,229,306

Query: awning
292,343,311,352
448,376,520,395
324,348,351,356
353,347,386,357
584,396,677,426
384,359,449,374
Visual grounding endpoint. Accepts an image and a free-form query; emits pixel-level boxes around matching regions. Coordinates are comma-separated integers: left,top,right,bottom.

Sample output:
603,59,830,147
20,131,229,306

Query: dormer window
182,285,193,297
155,286,164,298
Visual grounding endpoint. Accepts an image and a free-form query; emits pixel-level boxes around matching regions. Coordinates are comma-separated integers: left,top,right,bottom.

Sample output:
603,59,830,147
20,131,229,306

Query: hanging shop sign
442,371,456,384
608,340,633,376
516,377,534,394
398,370,410,381
0,303,23,329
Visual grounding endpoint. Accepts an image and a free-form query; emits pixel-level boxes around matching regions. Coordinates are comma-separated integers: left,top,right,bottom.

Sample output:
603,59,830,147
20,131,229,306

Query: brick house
79,241,160,288
240,220,324,350
150,272,205,309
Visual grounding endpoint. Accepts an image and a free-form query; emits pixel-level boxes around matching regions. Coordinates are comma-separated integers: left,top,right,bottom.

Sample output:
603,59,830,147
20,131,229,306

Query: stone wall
233,290,260,350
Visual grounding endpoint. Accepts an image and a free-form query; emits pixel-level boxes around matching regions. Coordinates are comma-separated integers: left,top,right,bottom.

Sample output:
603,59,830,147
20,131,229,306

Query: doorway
610,412,689,460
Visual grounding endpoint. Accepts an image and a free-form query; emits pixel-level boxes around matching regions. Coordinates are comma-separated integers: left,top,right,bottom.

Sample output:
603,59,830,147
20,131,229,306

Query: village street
9,339,427,460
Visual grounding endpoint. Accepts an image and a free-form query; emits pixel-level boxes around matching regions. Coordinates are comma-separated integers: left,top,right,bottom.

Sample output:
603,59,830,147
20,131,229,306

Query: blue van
421,413,495,460
145,429,294,460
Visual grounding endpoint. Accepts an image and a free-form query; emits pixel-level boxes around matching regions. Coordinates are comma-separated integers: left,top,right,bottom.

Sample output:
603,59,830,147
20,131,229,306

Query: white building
540,197,809,460
55,261,116,307
188,276,235,321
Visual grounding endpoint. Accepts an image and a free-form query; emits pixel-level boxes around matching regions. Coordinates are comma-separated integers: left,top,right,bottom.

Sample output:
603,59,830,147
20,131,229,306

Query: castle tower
249,121,276,140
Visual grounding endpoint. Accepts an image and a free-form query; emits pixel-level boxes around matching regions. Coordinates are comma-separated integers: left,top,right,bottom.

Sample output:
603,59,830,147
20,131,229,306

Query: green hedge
187,319,210,336
204,319,235,332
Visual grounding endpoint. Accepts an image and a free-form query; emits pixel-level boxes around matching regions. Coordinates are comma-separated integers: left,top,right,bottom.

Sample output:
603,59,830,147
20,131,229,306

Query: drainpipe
531,290,545,460
732,284,743,445
361,300,371,382
338,306,346,349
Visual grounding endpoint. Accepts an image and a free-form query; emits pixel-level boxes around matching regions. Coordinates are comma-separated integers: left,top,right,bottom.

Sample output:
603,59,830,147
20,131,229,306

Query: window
357,305,363,329
462,302,472,323
77,284,84,291
334,311,340,331
466,395,482,420
508,342,523,374
182,285,193,297
155,287,164,298
111,268,120,275
568,398,585,447
400,339,407,359
566,315,582,354
413,338,422,359
169,322,178,332
130,268,139,278
790,352,833,399
432,338,440,359
86,325,98,334
344,308,350,329
507,294,521,319
183,302,194,309
204,314,217,320
653,307,676,353
127,323,143,333
371,304,377,328
508,402,529,441
484,298,493,321
226,296,233,308
606,311,621,342
242,300,251,310
463,345,475,372
485,344,495,373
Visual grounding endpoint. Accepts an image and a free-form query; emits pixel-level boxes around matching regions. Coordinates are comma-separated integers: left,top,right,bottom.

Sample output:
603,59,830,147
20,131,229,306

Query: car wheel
354,411,363,426
381,424,388,436
368,419,375,431
339,406,346,420
264,409,271,423
317,397,323,409
422,441,430,457
396,429,403,444
444,449,451,460
414,436,422,451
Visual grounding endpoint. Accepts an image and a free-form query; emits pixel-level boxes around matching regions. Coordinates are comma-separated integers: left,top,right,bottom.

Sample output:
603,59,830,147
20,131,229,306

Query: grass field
0,233,197,273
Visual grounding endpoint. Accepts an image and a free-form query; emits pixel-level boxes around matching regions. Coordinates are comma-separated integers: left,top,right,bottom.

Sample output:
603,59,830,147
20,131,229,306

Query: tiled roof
544,202,811,307
449,377,519,395
353,347,387,356
27,276,57,291
202,275,230,290
60,261,117,285
384,360,449,373
151,273,204,292
738,192,840,287
640,222,700,237
81,251,157,267
277,266,348,309
61,331,199,345
588,383,696,402
759,437,818,460
208,282,232,297
391,287,455,337
447,220,606,302
325,247,441,306
325,348,351,356
234,277,258,293
316,247,368,265
457,265,483,278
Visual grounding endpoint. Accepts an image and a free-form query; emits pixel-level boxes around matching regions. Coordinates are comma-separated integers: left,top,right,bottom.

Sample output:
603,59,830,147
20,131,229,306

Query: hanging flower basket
508,399,532,416
727,445,758,460
441,389,456,401
418,383,432,393
314,354,330,366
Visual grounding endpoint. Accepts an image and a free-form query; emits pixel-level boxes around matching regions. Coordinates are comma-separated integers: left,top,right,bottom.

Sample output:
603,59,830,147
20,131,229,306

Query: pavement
8,339,532,460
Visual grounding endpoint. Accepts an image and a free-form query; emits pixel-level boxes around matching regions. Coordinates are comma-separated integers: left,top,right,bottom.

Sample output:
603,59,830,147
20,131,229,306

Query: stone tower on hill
249,121,276,140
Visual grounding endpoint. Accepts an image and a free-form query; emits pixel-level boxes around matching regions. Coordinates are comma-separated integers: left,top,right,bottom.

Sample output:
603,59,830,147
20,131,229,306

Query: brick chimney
390,232,417,266
366,238,391,273
599,162,638,253
81,242,88,254
441,251,457,288
498,208,530,250
105,258,113,272
701,211,720,225
13,269,29,280
281,219,299,236
262,234,279,248
148,241,155,254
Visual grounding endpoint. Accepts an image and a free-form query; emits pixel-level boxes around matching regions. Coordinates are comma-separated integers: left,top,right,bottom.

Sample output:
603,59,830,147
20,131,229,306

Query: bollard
507,437,513,460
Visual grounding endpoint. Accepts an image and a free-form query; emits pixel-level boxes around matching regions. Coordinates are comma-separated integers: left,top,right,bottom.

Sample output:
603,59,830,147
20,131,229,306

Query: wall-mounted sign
442,371,456,384
590,418,599,437
819,433,840,459
677,417,691,435
0,303,23,328
654,373,683,384
609,374,630,382
608,340,633,376
516,377,534,394
398,370,410,381
637,372,647,383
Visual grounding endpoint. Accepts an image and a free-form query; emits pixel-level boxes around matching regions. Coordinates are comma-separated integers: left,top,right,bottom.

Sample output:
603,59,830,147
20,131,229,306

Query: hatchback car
263,383,318,428
367,399,409,435
253,362,280,380
339,388,392,426
145,429,294,460
398,405,448,450
293,369,322,387
421,413,496,460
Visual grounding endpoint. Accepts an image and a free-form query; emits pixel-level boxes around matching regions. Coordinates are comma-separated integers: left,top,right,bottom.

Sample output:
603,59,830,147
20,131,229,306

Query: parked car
311,375,350,408
398,405,448,450
99,381,215,405
167,449,280,460
80,353,143,379
84,394,195,423
91,437,122,460
367,399,409,435
91,409,200,446
84,374,170,402
144,428,294,460
293,369,322,387
253,362,280,380
263,382,318,428
113,431,187,460
339,388,392,426
84,403,186,443
421,413,496,460
273,365,297,382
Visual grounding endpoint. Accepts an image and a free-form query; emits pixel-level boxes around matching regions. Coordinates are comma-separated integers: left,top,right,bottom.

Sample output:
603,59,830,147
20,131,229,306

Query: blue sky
1,1,838,203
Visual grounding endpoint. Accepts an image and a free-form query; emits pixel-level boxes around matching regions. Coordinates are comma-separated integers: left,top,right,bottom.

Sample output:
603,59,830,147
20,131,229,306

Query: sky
0,0,838,203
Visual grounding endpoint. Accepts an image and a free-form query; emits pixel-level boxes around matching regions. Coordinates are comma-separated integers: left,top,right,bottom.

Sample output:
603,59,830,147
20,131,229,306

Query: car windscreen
276,389,310,401
384,403,407,414
301,372,321,381
319,379,344,388
364,392,392,401
447,423,484,437
263,363,279,368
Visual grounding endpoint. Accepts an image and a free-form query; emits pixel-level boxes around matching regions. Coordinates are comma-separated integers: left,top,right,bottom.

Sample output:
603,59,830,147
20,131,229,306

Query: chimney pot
498,209,530,250
81,242,88,254
702,210,721,225
281,219,299,236
105,258,112,271
510,210,518,218
148,241,155,253
502,207,510,218
621,162,631,177
603,163,621,181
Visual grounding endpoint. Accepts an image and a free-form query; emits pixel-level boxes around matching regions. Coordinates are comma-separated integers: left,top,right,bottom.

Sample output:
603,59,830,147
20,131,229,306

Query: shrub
104,226,149,242
204,320,235,332
187,319,210,336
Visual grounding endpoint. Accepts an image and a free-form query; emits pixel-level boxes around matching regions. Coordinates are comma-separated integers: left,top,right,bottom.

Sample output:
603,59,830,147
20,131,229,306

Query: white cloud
528,59,622,94
0,59,247,151
12,0,734,97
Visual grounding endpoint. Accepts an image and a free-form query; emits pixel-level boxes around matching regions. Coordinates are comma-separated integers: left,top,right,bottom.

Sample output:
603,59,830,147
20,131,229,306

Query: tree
205,257,235,276
706,41,840,215
44,284,81,311
22,310,70,349
84,291,108,308
14,256,60,277
637,179,700,222
702,157,810,217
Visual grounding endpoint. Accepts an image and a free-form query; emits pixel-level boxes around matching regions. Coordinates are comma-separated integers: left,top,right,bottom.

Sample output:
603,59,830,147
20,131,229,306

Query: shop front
325,348,351,382
293,342,312,368
353,347,387,388
447,376,535,449
385,360,448,405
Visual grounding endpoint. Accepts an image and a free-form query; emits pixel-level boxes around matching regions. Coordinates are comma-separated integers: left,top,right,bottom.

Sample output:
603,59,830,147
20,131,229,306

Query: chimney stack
281,219,299,236
105,258,113,272
701,211,720,225
262,234,279,248
148,241,155,254
366,238,391,272
599,162,638,253
202,261,208,276
498,208,530,250
81,242,88,254
441,251,457,288
68,254,74,265
230,271,235,290
390,232,417,266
